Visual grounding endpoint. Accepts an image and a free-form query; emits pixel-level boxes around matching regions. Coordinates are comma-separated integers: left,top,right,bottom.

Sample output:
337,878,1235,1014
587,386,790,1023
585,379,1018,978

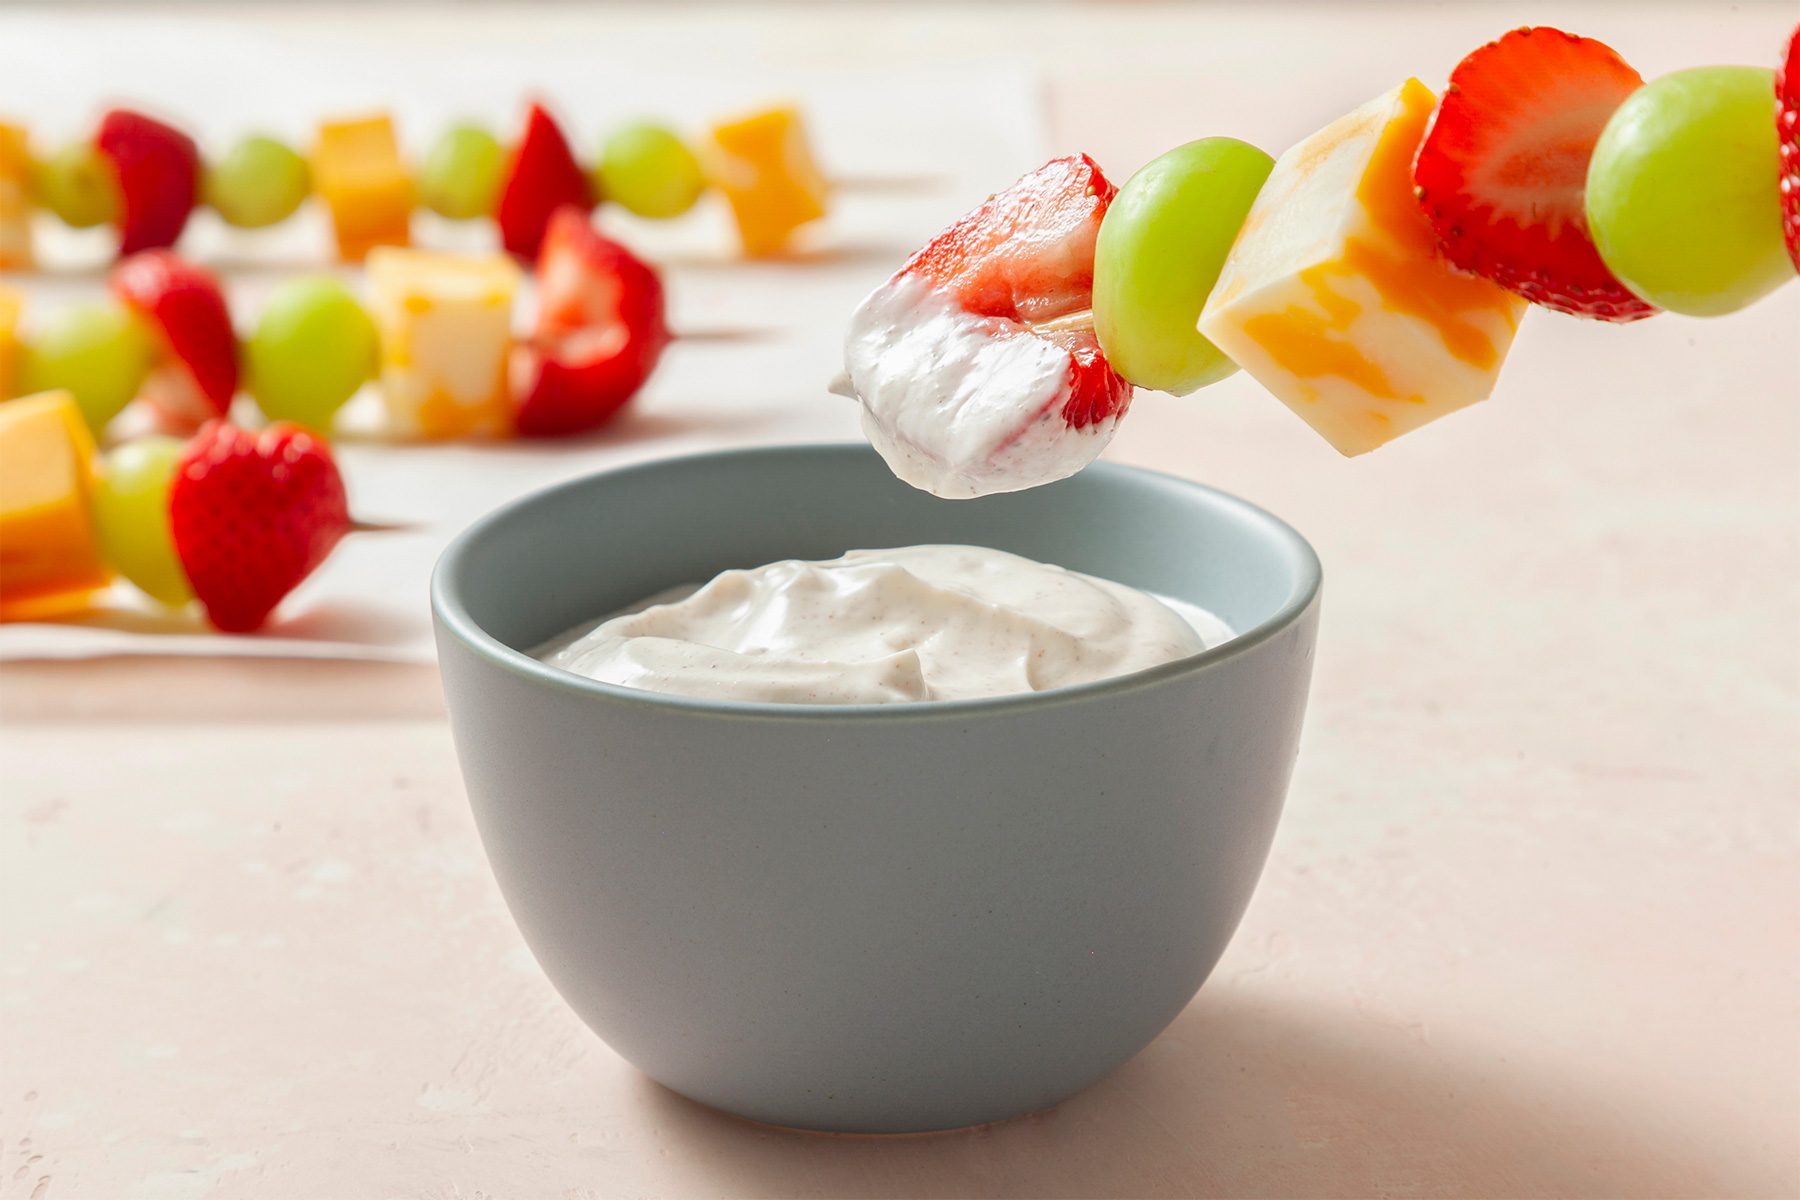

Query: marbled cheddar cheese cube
368,248,521,440
0,288,21,400
704,105,829,257
0,123,33,270
1198,79,1527,456
0,390,112,621
313,113,412,262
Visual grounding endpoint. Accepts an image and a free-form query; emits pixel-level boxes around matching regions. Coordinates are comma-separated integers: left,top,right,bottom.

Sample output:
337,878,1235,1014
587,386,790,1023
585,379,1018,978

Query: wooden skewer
1028,308,1096,335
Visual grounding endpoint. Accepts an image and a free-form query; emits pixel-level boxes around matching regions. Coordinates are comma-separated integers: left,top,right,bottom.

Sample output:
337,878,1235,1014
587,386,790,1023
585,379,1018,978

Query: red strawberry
1413,27,1656,322
900,153,1114,326
110,250,238,430
495,102,594,261
843,155,1132,497
1778,22,1800,271
509,207,670,437
169,422,350,632
1050,331,1133,431
94,109,200,257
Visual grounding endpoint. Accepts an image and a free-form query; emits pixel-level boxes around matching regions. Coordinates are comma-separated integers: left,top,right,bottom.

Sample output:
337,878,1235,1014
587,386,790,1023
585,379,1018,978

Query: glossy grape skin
94,437,192,606
203,134,310,229
17,302,155,432
32,141,120,228
418,123,505,220
244,276,379,431
596,123,707,218
1092,137,1273,394
1586,66,1795,316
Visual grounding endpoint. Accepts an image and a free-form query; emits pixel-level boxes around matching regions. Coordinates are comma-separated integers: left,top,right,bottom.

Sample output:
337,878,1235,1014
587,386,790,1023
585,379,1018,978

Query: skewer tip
348,518,417,535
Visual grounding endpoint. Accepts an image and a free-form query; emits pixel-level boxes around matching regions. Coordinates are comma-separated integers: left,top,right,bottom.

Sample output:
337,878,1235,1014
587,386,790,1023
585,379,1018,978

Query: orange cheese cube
367,248,520,440
0,390,112,620
1198,79,1527,456
312,113,412,262
0,288,21,399
704,105,829,257
0,122,33,270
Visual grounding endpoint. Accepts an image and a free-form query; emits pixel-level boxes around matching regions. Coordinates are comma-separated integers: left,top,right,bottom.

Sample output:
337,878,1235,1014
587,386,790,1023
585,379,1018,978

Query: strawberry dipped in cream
843,156,1133,499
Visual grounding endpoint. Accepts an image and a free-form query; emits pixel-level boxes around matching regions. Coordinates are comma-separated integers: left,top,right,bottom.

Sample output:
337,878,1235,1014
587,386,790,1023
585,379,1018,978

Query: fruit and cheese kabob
0,389,349,631
0,100,829,268
841,23,1800,498
0,203,670,631
0,205,668,442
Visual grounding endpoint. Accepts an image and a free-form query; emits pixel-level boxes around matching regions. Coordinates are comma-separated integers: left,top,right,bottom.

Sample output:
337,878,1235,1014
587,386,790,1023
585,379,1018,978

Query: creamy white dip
538,544,1231,705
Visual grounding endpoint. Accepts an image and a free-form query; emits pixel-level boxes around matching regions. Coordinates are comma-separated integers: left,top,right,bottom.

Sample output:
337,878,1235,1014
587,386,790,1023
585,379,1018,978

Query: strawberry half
1778,22,1800,271
169,421,350,632
110,250,239,430
1413,27,1656,322
509,207,670,437
842,154,1132,499
495,102,594,262
94,109,200,257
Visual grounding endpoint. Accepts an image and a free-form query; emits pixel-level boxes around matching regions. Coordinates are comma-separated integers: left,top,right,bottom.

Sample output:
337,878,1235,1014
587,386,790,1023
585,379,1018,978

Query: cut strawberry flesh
110,250,238,430
509,207,669,437
95,109,200,257
844,155,1132,498
169,421,349,632
1043,327,1133,431
496,103,594,262
1413,27,1655,321
900,153,1114,326
1778,22,1800,271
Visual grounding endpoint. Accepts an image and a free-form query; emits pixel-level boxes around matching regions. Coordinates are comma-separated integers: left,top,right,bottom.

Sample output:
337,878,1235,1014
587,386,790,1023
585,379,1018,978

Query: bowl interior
436,443,1318,666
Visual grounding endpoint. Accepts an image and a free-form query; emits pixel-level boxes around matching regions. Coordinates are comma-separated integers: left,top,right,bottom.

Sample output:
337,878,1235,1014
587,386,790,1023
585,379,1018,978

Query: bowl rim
431,443,1322,724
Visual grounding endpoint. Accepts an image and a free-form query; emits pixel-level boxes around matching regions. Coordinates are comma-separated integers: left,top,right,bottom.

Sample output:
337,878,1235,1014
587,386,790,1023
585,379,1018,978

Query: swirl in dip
538,544,1230,705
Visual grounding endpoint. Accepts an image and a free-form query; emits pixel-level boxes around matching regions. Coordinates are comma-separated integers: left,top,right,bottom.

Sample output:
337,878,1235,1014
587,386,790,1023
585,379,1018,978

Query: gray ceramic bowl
432,443,1321,1133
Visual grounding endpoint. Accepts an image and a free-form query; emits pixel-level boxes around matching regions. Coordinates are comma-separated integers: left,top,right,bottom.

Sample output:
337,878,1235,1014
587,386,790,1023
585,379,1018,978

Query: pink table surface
3,3,1798,1197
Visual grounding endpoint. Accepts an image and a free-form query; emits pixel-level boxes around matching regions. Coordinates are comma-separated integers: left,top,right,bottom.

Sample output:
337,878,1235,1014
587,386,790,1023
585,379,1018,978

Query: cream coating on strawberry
843,155,1132,499
848,277,1121,499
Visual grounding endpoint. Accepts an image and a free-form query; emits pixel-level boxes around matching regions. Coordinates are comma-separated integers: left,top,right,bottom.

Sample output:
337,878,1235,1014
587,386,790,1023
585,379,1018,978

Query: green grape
17,302,155,433
1586,66,1795,317
245,276,379,431
95,437,192,607
32,141,120,229
417,123,504,220
203,134,311,228
1093,137,1273,394
596,122,707,219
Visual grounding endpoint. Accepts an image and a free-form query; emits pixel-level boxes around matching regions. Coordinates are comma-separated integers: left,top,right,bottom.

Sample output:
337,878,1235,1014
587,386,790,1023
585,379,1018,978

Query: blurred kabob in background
1,93,844,633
